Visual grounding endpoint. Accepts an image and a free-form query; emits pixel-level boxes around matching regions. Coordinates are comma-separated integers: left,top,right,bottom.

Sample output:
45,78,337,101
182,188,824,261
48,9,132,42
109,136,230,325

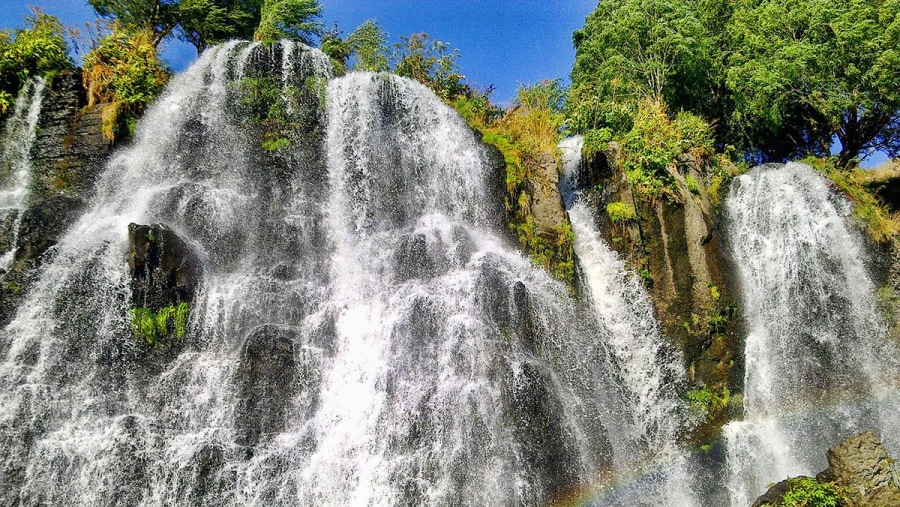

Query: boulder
233,325,297,447
824,431,900,505
127,223,201,310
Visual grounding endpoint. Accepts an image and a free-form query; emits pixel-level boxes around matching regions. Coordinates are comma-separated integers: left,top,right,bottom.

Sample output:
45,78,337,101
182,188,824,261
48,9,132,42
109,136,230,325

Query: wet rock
751,476,807,507
494,358,583,503
753,432,900,507
234,325,297,447
127,223,202,310
825,431,900,505
530,152,568,237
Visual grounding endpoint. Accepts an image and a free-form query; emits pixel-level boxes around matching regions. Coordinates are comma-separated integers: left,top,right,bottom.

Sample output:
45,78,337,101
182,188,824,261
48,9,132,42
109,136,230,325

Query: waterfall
0,42,696,506
558,137,698,507
722,162,900,505
0,77,45,270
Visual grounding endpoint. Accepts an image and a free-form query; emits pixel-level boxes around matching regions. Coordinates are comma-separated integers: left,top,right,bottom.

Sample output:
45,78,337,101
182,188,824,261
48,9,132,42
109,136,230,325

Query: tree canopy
88,0,324,52
0,10,70,114
569,0,900,167
253,0,323,44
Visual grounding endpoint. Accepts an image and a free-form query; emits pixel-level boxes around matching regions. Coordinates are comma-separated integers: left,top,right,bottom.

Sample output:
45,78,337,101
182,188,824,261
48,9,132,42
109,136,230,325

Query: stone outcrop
753,432,900,506
0,70,114,325
530,152,569,238
127,223,202,310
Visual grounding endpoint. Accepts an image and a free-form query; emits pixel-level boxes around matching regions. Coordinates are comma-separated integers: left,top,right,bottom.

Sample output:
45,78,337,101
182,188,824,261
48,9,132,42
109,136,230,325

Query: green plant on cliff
454,80,573,282
778,477,848,507
620,100,715,200
0,9,71,115
805,157,900,243
606,201,636,223
130,302,190,345
82,25,170,141
686,383,730,423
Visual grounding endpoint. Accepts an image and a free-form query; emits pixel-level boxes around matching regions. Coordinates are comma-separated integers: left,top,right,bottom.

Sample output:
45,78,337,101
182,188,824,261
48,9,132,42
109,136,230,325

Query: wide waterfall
722,162,900,506
0,77,45,270
0,42,698,506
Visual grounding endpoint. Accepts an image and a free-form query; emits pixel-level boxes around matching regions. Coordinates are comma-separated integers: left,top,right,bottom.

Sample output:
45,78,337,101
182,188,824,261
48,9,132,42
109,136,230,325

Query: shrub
606,201,636,223
780,477,847,507
129,302,190,345
0,10,70,114
82,26,169,140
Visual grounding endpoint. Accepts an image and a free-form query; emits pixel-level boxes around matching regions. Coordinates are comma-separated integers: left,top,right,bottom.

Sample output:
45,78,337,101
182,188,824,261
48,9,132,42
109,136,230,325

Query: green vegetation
130,302,190,345
778,477,848,507
253,0,323,44
393,32,468,101
452,79,574,282
569,0,900,168
606,201,636,223
686,383,731,423
805,157,900,243
82,25,169,141
321,20,389,75
0,10,70,115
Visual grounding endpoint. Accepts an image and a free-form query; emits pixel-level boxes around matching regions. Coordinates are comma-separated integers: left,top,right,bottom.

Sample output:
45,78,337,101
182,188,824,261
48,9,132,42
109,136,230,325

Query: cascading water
0,77,45,270
558,137,698,506
0,42,697,506
722,162,900,505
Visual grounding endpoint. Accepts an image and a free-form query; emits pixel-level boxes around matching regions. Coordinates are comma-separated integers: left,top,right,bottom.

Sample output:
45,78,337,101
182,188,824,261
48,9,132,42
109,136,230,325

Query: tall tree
727,0,900,165
87,0,180,47
176,0,263,52
253,0,324,44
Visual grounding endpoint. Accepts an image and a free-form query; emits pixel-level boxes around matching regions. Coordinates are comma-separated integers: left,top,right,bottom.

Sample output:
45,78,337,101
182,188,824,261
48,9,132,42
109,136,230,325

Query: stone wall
0,69,113,325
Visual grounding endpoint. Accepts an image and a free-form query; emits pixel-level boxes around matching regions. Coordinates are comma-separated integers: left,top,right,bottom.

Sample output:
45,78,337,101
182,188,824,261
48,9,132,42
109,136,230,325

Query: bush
0,10,70,114
82,26,169,140
130,302,190,345
620,100,715,200
780,477,847,507
606,201,636,223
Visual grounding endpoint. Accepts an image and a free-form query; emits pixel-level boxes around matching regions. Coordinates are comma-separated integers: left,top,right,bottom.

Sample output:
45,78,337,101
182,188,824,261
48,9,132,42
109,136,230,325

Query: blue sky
0,0,597,105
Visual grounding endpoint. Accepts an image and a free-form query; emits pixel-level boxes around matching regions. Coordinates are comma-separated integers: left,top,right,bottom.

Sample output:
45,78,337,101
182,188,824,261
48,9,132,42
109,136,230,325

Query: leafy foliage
130,302,190,345
0,10,70,114
606,202,637,223
82,25,169,140
88,0,180,47
393,33,468,101
321,20,389,75
619,100,715,199
571,0,900,167
779,477,848,507
177,0,263,52
686,383,730,422
253,0,324,44
726,0,900,166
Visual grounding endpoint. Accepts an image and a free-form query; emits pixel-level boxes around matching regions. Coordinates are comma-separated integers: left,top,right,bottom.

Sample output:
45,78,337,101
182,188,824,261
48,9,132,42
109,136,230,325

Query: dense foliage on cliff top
0,10,70,114
570,0,900,168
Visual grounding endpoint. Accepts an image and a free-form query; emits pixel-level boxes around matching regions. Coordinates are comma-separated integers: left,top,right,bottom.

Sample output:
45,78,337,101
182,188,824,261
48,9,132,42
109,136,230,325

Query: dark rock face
579,146,743,441
127,223,202,310
234,325,297,447
0,70,112,326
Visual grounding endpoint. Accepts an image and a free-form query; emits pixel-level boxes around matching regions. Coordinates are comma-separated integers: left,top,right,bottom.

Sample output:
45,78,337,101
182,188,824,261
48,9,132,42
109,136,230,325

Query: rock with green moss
127,223,201,346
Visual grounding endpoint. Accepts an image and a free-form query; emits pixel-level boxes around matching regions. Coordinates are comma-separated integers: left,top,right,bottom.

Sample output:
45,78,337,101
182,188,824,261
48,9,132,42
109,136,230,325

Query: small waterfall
559,137,697,506
722,162,900,505
0,43,699,506
0,77,46,270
